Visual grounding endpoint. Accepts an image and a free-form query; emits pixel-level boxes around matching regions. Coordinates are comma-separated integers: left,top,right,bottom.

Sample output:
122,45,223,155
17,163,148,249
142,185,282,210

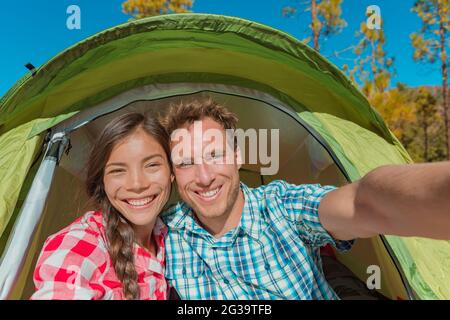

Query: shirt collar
153,216,168,239
238,182,264,239
133,217,167,276
164,201,210,236
165,182,265,240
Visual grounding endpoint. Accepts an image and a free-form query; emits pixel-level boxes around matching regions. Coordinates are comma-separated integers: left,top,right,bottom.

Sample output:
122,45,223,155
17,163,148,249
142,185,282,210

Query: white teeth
127,196,153,206
199,188,219,198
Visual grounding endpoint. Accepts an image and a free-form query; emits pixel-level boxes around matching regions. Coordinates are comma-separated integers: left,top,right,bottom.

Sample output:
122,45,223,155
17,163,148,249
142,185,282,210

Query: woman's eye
145,162,160,168
108,169,124,174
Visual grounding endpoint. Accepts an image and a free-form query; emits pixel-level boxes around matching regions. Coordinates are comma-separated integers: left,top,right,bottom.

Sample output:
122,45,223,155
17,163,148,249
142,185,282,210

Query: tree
282,0,346,51
369,84,416,145
415,87,439,161
343,20,394,100
410,0,449,159
342,19,401,143
341,20,423,160
373,85,445,163
123,0,193,19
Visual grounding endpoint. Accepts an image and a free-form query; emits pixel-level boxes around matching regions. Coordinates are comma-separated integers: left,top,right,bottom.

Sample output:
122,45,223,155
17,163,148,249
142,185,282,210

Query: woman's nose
125,169,149,193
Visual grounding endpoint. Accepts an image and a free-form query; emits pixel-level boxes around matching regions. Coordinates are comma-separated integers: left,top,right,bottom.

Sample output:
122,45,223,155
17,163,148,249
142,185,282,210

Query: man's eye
178,160,193,167
206,152,224,161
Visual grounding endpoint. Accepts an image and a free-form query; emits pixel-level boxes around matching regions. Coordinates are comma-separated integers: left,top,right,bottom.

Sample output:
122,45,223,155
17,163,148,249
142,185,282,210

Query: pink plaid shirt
31,211,168,300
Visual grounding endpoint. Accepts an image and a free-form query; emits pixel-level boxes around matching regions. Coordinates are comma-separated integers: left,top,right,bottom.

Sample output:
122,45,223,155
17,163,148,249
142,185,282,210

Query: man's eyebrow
105,154,164,168
176,156,194,162
173,156,194,165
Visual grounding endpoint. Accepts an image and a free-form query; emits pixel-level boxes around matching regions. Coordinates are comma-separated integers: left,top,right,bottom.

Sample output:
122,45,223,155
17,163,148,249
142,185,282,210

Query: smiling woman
31,113,174,300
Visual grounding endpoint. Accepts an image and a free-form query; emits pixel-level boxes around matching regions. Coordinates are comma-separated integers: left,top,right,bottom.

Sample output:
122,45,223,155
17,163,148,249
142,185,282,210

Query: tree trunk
311,0,320,51
370,40,378,97
438,1,449,159
423,115,429,162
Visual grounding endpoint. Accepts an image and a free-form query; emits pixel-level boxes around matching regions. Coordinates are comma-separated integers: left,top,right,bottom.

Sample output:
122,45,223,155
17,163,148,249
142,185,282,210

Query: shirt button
264,263,270,271
223,278,230,285
182,267,187,275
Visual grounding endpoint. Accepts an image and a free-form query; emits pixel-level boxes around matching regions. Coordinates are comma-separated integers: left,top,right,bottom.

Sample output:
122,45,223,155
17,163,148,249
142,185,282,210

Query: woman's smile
123,195,157,209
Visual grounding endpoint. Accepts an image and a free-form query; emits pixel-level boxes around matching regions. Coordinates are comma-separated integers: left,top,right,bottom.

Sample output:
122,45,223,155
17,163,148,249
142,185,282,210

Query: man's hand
318,161,450,241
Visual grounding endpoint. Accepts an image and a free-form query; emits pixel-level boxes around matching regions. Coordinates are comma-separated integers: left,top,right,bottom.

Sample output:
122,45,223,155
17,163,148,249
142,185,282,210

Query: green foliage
341,1,448,162
400,86,446,162
368,85,446,163
343,20,394,99
316,0,347,37
410,0,449,159
282,0,346,51
370,85,415,143
122,0,193,19
411,0,449,64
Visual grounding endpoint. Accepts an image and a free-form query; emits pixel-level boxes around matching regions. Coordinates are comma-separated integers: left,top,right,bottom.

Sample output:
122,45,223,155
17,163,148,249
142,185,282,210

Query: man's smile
193,185,223,203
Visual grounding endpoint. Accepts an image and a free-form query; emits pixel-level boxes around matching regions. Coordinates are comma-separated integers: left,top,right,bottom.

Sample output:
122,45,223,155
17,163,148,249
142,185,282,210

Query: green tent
0,14,448,300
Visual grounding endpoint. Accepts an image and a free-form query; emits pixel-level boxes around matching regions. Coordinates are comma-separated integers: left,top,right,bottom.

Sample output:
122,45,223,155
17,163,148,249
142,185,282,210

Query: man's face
171,117,241,221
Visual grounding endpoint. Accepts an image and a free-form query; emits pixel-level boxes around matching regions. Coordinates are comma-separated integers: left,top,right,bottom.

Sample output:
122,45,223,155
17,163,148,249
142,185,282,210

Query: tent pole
0,132,69,300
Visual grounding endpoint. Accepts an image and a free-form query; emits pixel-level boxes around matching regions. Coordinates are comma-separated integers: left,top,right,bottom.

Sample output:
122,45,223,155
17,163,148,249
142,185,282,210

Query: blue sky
0,0,442,97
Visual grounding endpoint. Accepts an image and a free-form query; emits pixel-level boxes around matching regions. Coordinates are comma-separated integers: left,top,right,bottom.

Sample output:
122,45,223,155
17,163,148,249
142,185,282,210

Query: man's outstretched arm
319,161,450,241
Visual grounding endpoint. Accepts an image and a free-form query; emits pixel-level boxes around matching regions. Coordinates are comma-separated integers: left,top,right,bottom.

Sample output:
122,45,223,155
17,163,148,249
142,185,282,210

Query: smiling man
161,98,450,300
168,115,244,239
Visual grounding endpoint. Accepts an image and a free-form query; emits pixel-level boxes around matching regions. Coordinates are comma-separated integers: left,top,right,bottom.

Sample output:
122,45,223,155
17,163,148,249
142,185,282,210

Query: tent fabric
0,154,60,299
298,112,412,181
0,119,46,236
0,13,448,300
311,112,449,299
386,236,450,300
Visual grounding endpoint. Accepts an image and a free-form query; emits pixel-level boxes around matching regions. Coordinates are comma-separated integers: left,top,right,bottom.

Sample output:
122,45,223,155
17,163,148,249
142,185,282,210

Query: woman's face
103,127,172,229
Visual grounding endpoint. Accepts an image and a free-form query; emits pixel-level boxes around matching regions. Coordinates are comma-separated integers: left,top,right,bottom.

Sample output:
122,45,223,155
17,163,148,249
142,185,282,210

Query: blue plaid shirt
162,180,353,300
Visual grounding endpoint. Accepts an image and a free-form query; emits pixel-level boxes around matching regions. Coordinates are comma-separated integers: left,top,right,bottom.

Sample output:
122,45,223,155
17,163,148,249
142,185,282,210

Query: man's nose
195,163,215,187
125,169,149,193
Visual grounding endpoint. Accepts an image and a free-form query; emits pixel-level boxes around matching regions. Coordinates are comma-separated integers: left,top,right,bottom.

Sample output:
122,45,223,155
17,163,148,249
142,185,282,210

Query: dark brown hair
85,112,170,300
162,98,238,137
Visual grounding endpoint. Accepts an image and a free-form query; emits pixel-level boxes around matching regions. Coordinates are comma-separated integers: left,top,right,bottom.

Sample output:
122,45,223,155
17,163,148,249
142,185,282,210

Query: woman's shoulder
41,211,107,255
33,211,111,300
35,211,110,281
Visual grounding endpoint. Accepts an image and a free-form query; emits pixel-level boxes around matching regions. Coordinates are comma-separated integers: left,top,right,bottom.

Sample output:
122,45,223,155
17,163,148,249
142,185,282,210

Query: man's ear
235,146,243,170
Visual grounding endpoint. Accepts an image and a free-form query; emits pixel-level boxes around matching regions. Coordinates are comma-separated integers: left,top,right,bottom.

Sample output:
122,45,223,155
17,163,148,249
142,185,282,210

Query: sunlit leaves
122,0,193,19
410,0,449,159
347,19,394,100
371,86,445,163
281,0,346,51
317,0,347,36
